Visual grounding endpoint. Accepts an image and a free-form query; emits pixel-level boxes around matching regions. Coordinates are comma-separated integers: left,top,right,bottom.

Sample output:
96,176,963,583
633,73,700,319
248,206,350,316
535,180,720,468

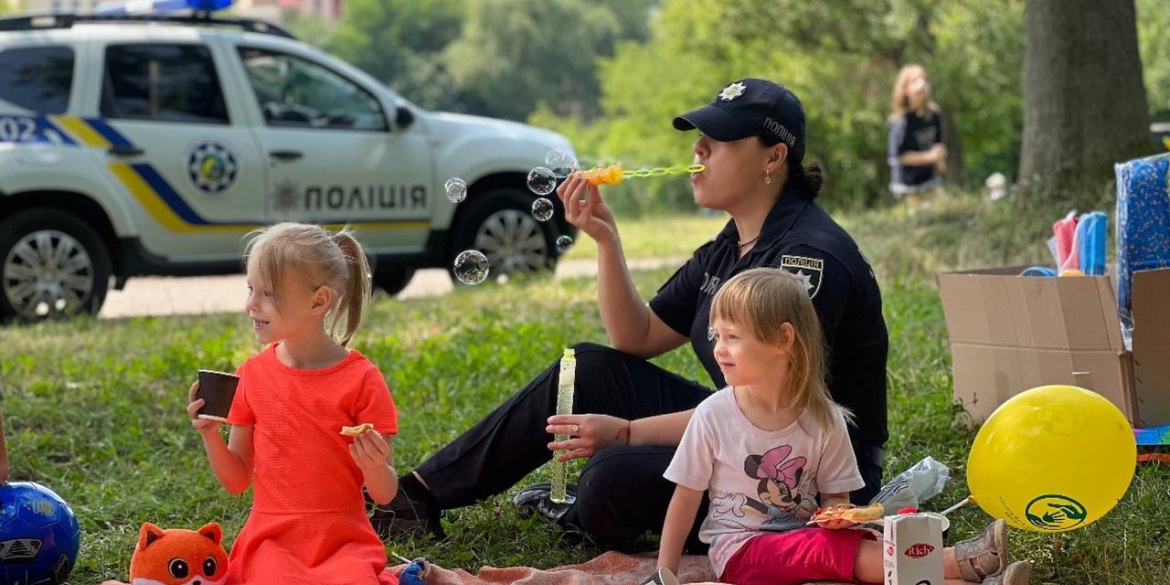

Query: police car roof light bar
95,0,231,16
0,12,295,39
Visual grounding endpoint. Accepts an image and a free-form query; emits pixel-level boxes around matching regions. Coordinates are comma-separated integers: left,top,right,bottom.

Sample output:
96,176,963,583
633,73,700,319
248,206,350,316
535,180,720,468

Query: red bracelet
624,419,632,445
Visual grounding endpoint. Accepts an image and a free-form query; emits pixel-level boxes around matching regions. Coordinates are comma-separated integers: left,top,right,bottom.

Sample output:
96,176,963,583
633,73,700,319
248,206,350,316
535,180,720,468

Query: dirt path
98,258,682,319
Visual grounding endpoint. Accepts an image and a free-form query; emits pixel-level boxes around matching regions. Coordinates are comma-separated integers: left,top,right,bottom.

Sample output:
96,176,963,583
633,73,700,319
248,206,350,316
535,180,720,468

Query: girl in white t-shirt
655,267,1029,585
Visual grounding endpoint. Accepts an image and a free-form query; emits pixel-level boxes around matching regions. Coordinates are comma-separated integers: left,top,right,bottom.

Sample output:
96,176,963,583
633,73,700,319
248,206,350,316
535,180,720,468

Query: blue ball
1019,266,1057,277
0,482,80,585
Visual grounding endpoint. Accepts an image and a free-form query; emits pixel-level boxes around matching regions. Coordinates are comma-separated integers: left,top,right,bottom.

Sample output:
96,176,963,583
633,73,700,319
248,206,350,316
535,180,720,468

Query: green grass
560,213,726,262
2,189,1167,584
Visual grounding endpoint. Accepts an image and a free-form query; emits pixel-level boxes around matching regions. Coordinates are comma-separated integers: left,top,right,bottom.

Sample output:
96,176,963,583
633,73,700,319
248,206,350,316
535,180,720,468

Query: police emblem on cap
779,255,824,299
719,81,747,101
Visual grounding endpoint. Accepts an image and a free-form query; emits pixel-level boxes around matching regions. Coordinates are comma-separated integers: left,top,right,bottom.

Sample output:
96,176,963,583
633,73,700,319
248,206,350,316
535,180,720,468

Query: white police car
0,2,576,321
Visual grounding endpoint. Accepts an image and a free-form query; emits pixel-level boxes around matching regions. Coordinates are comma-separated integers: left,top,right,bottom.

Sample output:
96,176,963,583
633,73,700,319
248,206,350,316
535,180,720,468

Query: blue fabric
1115,155,1170,331
400,560,427,585
1076,211,1108,276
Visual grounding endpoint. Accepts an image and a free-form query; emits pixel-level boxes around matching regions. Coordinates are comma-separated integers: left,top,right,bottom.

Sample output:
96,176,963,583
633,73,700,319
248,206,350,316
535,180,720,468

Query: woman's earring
765,169,771,185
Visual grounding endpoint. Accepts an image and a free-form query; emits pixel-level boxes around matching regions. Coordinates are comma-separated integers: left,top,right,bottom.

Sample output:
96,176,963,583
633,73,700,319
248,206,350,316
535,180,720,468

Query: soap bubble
556,235,574,254
576,155,599,168
532,197,555,222
527,167,558,196
453,250,489,285
545,150,579,178
545,149,567,168
444,177,467,203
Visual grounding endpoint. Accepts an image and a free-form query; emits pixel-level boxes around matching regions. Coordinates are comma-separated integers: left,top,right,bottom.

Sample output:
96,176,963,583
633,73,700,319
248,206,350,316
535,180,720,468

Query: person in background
888,64,947,211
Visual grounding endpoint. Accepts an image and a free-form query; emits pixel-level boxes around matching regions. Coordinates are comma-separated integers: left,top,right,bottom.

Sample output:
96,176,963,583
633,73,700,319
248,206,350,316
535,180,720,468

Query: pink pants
720,528,876,585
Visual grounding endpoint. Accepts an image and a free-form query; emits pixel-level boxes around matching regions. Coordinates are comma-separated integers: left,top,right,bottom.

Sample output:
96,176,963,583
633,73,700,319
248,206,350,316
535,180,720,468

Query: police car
0,5,577,321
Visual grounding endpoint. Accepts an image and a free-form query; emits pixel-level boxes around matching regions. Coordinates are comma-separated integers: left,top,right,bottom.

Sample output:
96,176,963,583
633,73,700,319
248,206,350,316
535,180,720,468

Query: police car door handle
269,150,304,161
108,145,144,157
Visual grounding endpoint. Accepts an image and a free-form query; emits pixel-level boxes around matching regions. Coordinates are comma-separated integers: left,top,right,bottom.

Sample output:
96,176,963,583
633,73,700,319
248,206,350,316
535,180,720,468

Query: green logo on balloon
1025,494,1088,531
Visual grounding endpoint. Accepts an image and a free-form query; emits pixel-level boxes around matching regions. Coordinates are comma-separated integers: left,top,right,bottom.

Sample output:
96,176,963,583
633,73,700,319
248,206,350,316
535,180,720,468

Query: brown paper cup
196,370,239,422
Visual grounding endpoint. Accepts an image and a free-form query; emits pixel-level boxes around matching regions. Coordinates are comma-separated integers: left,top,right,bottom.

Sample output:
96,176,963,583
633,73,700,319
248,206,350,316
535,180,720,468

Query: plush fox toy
101,522,230,585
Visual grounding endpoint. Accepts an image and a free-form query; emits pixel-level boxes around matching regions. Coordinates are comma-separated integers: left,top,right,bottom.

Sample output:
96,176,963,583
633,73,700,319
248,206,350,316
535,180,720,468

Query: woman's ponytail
788,161,825,197
333,231,370,347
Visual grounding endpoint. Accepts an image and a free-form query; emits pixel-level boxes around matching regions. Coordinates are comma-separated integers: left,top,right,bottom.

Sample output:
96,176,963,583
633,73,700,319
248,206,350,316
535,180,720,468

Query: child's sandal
955,519,1007,581
981,560,1030,585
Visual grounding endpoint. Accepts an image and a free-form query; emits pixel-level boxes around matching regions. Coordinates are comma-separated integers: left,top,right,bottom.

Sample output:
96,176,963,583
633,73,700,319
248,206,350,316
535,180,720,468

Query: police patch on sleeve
779,255,824,298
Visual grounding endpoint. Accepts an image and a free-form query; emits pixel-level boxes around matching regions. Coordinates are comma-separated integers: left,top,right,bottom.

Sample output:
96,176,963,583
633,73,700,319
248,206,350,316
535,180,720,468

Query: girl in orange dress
186,223,400,585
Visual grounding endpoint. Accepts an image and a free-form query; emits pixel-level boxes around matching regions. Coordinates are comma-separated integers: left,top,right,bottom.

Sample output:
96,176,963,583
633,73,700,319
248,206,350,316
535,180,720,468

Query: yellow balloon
967,385,1136,532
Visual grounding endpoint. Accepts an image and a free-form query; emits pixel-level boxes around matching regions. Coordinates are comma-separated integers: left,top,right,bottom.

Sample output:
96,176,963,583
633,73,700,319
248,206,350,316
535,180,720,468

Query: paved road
98,258,682,319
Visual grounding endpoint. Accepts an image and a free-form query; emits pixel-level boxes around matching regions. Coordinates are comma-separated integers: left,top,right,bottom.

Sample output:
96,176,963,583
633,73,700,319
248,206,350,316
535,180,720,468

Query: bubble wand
551,348,576,503
527,160,706,195
573,164,706,186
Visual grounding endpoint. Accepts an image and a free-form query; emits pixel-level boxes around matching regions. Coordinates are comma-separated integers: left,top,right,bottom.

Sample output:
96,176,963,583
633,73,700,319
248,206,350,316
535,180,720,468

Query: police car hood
425,111,571,153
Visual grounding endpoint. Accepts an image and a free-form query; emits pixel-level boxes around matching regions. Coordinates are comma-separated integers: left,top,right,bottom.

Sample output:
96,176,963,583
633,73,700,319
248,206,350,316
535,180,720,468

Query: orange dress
225,345,399,585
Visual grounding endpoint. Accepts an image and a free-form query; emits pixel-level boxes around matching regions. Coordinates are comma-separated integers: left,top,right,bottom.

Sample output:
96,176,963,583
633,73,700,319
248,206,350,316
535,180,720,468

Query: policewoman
377,78,889,551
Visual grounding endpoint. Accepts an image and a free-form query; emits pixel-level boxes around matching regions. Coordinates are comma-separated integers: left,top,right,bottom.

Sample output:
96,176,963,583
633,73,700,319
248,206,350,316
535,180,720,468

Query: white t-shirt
664,387,864,577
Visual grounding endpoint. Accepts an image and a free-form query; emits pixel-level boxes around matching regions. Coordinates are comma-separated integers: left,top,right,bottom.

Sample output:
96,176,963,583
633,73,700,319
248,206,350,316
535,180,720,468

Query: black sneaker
512,481,576,524
367,475,446,541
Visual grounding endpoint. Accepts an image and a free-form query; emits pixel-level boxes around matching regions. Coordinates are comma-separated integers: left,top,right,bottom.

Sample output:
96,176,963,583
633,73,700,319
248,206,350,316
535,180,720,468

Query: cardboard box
937,267,1170,427
883,514,945,585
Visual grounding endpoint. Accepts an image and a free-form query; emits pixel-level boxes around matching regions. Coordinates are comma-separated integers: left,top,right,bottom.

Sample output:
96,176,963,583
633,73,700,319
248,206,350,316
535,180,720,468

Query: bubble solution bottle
551,348,576,504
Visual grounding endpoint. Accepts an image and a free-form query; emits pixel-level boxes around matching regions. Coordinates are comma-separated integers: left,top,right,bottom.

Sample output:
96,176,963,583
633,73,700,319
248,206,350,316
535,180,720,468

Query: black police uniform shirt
649,182,889,449
888,108,944,188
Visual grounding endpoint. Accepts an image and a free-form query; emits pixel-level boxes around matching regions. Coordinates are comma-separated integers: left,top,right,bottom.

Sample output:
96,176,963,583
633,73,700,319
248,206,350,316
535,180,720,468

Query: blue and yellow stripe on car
40,116,429,233
51,116,138,149
107,162,252,233
0,114,78,146
51,116,112,148
85,118,136,148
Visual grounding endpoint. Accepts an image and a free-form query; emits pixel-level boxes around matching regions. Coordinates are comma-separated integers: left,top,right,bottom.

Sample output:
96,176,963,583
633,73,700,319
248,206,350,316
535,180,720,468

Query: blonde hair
889,64,937,122
709,267,851,432
243,223,371,347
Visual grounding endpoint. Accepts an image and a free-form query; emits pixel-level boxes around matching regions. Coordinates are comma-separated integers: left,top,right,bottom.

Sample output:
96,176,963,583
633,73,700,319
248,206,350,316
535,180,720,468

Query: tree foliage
325,0,466,111
289,0,1167,209
318,0,651,117
442,0,653,121
536,0,1028,210
1138,0,1170,120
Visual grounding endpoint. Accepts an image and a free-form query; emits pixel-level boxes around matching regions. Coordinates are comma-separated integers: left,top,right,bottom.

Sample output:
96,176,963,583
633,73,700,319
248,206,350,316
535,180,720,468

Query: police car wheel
0,209,111,322
450,188,557,282
372,264,415,297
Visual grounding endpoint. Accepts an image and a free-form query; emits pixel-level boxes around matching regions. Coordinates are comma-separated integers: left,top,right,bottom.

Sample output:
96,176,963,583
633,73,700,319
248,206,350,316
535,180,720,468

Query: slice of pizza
808,502,885,526
340,423,375,437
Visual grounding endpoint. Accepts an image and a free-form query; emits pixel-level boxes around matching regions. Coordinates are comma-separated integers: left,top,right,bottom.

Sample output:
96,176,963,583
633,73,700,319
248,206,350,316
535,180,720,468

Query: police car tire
372,263,415,297
448,187,557,283
0,209,112,322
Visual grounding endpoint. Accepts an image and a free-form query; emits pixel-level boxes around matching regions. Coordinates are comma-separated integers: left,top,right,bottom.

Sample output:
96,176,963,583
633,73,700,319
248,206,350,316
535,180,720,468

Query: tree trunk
1019,0,1151,192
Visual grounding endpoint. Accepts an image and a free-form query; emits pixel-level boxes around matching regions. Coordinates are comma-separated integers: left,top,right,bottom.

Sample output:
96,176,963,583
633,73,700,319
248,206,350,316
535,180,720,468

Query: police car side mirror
395,106,415,130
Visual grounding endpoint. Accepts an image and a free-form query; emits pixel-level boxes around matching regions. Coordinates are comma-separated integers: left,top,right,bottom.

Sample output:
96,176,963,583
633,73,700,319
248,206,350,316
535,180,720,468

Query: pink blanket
390,551,852,585
389,552,718,584
104,551,853,584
